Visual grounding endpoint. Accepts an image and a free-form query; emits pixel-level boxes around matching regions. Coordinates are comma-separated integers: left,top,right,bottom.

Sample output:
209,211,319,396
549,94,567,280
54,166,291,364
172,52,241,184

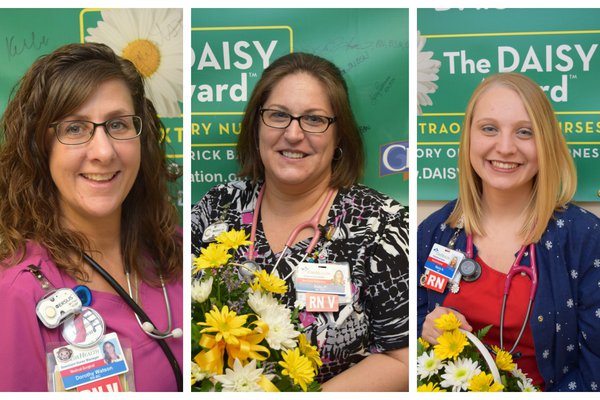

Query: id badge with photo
48,332,131,392
422,243,464,293
294,262,352,312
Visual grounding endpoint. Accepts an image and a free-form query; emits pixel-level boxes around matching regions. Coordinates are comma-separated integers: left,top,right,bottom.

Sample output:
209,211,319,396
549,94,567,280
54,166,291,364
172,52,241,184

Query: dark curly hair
0,42,181,284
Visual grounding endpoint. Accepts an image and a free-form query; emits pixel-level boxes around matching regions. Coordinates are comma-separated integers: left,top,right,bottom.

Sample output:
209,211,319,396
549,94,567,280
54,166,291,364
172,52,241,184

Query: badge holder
294,262,352,313
46,334,136,392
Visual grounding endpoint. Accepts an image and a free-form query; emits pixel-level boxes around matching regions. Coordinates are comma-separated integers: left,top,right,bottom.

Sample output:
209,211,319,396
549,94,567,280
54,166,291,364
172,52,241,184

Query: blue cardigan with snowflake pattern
417,200,600,392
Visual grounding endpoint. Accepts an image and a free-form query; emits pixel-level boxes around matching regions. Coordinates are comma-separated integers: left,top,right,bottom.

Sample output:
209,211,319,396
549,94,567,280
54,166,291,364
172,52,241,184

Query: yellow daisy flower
298,333,322,372
279,348,315,392
215,229,252,250
434,312,462,331
468,371,504,392
251,270,288,294
193,243,231,273
433,329,469,360
198,305,252,345
418,337,430,350
491,345,516,372
417,382,446,392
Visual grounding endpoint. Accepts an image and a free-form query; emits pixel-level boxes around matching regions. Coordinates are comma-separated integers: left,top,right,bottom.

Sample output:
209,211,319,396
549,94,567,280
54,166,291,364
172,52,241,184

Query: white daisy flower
440,357,481,392
511,367,528,382
518,379,537,392
569,381,577,390
417,31,441,116
440,223,447,231
545,240,553,250
596,309,600,318
567,344,575,352
247,289,280,316
417,350,443,380
85,9,183,117
556,323,561,332
556,219,565,228
213,359,265,392
594,259,600,268
543,349,550,359
591,381,598,391
191,276,213,304
260,305,300,350
191,361,207,384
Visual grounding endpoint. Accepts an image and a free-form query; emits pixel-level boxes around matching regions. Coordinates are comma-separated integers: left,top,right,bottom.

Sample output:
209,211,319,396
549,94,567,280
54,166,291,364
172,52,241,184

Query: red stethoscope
461,234,538,354
240,184,336,281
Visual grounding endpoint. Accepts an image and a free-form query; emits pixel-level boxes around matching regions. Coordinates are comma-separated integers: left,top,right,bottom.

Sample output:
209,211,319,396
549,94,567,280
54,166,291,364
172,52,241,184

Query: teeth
282,151,305,159
83,173,115,182
491,161,518,170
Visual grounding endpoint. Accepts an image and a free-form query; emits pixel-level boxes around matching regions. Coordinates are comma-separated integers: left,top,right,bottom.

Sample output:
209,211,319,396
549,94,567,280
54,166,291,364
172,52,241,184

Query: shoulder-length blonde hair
0,43,181,284
447,72,576,243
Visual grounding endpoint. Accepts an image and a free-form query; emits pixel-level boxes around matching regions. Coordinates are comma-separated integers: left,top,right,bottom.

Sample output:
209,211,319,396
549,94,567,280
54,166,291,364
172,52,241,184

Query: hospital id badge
50,332,130,392
422,244,464,292
294,262,352,311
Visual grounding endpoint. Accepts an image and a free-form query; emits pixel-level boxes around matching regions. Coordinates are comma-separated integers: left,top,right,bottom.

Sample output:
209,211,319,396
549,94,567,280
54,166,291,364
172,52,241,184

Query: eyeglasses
259,108,336,134
50,115,142,145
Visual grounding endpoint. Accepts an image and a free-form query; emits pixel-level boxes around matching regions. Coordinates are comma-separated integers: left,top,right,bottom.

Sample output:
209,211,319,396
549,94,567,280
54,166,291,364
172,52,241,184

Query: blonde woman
417,73,600,391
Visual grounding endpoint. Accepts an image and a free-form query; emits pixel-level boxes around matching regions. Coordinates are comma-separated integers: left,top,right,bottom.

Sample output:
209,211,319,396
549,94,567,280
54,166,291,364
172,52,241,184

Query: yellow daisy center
122,39,161,77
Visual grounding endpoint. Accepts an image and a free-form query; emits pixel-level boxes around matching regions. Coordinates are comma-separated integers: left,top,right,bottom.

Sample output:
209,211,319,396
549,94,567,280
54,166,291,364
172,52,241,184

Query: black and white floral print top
191,180,409,382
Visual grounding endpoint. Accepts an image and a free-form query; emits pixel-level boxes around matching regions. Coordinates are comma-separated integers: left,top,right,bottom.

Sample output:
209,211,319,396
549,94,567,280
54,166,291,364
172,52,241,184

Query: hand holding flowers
417,312,538,392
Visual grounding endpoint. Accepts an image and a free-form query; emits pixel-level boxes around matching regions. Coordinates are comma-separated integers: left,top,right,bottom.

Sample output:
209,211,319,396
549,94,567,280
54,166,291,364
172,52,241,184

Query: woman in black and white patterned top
192,52,408,391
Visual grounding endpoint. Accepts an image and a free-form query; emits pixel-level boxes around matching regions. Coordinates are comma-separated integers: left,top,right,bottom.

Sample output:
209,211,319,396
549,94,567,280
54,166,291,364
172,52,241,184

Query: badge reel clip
32,267,106,348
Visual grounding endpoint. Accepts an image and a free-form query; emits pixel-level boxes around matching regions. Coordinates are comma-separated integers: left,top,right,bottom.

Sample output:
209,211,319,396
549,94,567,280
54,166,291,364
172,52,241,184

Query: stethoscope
240,184,336,282
83,253,183,391
450,228,538,355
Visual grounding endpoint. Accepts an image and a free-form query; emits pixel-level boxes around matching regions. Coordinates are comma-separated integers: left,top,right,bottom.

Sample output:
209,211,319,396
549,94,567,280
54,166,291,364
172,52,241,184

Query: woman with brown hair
192,52,409,391
0,42,182,391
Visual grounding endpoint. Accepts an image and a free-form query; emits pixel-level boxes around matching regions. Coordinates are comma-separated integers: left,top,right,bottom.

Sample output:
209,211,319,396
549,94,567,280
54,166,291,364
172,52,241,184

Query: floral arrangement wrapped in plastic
417,312,538,392
191,229,322,392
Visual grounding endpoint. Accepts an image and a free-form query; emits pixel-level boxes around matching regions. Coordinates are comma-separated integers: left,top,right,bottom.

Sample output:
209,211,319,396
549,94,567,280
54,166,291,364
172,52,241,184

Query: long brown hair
0,42,181,284
237,52,364,188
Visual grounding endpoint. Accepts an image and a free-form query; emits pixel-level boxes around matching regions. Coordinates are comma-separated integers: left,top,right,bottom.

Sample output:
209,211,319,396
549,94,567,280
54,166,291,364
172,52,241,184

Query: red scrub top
443,255,544,388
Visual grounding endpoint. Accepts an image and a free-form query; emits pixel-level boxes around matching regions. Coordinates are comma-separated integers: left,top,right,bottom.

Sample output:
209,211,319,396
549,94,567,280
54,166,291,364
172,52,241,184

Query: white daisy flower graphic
417,31,441,116
85,8,182,117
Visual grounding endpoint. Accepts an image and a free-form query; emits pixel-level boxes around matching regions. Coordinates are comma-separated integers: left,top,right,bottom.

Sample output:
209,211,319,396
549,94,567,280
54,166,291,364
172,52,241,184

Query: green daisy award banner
0,8,183,220
191,8,409,206
417,8,600,201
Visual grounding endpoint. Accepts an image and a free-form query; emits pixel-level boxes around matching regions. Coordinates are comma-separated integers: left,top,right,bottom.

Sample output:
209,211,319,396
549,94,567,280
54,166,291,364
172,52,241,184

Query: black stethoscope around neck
451,229,539,355
83,253,183,391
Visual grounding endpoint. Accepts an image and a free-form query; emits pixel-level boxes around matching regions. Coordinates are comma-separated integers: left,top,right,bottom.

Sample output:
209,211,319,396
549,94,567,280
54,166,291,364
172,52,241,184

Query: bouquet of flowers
191,229,322,392
417,312,538,392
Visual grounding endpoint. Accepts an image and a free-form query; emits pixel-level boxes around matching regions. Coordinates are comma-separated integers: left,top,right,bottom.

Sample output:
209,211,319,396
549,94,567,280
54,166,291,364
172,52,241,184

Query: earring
333,147,343,161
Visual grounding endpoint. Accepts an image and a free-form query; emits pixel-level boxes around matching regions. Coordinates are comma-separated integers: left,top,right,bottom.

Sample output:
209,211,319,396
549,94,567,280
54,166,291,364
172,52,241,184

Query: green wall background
418,8,600,201
191,8,409,205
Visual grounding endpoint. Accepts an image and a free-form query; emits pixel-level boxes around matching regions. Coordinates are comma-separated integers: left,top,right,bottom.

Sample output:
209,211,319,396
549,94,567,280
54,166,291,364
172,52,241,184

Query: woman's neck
479,185,533,235
262,180,333,217
61,212,122,259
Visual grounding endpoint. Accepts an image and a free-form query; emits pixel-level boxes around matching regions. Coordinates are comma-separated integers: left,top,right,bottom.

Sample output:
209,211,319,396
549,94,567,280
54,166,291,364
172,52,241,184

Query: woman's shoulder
0,242,66,296
418,200,457,232
193,179,258,208
345,183,407,216
549,203,600,237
